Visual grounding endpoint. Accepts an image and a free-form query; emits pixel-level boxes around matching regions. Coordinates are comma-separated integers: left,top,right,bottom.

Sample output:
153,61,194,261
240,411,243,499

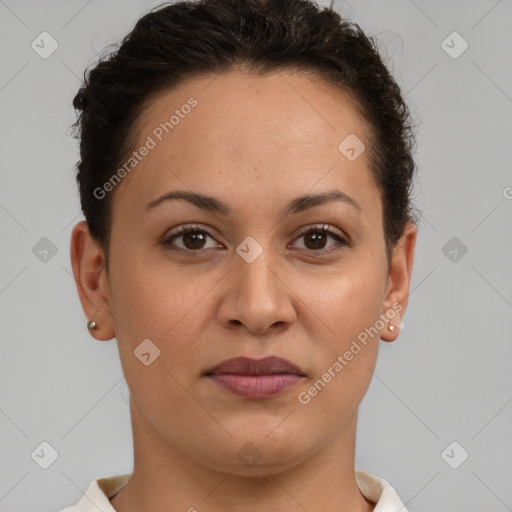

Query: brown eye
292,225,349,254
181,230,207,250
163,226,220,252
162,224,349,256
303,230,329,250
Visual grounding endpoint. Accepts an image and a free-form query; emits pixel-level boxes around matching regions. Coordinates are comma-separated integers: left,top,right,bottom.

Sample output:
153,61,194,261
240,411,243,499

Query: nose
217,245,297,336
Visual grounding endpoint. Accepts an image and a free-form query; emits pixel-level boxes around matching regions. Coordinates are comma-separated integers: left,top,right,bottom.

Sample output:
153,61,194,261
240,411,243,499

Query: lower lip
208,373,303,398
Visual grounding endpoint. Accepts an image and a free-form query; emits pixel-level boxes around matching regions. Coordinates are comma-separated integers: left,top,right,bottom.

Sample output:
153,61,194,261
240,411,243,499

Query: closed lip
205,356,306,376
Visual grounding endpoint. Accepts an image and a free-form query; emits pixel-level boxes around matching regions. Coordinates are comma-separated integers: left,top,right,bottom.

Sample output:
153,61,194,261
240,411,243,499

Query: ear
70,221,115,341
379,222,417,342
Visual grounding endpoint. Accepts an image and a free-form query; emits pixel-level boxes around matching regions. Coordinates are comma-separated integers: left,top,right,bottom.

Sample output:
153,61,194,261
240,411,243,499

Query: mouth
205,356,306,399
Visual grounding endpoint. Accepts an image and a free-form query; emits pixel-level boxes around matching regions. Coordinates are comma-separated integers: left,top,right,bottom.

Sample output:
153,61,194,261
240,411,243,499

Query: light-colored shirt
59,469,408,511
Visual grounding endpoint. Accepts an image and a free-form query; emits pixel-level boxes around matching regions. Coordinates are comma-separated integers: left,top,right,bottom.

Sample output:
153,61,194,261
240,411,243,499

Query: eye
162,223,350,255
291,224,349,254
162,224,222,252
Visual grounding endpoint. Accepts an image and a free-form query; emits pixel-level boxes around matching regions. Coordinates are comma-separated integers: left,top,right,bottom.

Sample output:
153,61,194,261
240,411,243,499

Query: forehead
112,69,379,221
137,69,369,153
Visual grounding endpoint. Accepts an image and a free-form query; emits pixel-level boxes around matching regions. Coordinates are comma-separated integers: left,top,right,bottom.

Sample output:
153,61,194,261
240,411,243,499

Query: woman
65,0,418,510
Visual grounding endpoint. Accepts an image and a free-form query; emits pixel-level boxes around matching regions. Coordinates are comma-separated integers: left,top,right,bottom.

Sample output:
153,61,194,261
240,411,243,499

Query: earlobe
70,221,115,341
379,222,417,342
381,322,401,343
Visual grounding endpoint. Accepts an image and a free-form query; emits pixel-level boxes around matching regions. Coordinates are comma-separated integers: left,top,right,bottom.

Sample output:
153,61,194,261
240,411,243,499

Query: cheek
108,255,212,418
108,251,218,381
290,258,384,406
291,254,386,338
109,247,205,337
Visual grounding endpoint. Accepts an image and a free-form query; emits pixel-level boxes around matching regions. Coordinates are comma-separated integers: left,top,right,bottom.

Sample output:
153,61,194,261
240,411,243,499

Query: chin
197,428,312,477
212,450,306,479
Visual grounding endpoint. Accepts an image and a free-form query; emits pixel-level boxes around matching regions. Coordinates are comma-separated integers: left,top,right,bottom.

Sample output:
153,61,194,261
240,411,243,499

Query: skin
70,68,417,512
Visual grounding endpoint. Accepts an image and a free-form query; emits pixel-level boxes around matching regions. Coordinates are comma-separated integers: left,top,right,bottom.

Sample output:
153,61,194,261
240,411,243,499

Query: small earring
87,320,98,331
388,324,398,332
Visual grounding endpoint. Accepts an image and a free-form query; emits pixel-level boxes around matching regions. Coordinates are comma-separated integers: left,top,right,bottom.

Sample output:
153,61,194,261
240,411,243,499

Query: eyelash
162,223,350,256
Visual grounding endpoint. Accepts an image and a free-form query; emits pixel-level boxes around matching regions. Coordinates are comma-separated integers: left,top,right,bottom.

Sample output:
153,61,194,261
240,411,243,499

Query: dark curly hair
72,0,418,265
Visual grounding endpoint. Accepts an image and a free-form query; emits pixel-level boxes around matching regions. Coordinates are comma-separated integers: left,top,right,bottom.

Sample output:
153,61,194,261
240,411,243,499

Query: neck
110,405,374,512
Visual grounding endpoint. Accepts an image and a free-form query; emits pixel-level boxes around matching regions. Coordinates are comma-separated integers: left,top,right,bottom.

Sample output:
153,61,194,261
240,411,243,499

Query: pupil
306,231,325,250
184,231,205,249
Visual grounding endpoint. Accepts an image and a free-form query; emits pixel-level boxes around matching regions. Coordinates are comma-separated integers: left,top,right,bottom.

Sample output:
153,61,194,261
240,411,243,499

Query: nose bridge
234,235,281,302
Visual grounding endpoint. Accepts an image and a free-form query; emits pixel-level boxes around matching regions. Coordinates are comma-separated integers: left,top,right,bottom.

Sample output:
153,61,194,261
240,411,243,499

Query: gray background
1,0,511,510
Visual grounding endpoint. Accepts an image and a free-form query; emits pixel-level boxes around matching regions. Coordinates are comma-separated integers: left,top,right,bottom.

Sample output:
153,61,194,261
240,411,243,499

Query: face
72,69,416,476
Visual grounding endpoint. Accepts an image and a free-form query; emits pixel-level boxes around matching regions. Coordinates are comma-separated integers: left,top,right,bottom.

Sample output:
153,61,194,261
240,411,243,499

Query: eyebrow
145,189,362,216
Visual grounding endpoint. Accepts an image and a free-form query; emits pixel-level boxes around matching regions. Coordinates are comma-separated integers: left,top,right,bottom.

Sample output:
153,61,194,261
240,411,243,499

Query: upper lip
205,356,306,376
